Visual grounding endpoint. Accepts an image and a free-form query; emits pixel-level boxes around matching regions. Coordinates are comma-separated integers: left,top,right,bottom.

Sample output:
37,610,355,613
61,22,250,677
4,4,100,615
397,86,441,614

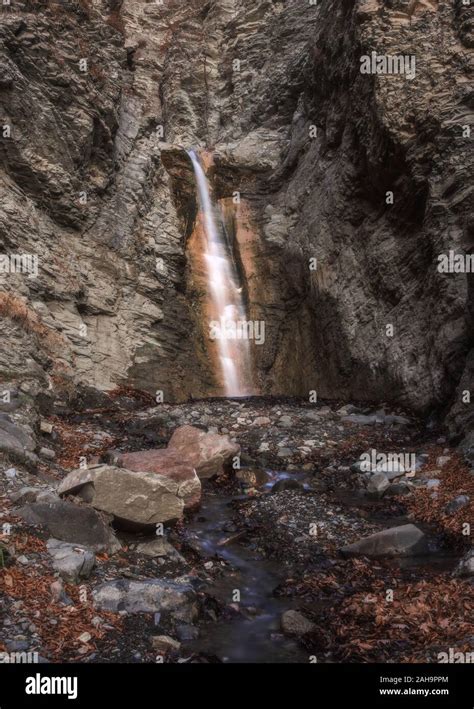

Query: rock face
57,465,189,528
0,0,472,441
16,500,120,552
341,524,428,558
167,425,240,479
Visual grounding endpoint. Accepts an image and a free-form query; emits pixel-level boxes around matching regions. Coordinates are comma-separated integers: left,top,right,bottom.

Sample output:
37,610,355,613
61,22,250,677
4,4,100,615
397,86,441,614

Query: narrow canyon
0,0,472,674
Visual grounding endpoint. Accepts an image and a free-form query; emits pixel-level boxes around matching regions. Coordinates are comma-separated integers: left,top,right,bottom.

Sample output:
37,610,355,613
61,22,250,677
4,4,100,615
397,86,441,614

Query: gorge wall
0,0,472,446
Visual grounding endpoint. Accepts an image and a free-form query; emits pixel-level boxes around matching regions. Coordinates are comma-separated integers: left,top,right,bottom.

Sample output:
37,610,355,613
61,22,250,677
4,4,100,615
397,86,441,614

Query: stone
252,416,271,426
39,447,55,460
280,610,315,636
10,487,53,505
0,418,35,457
151,635,181,654
57,465,188,528
341,524,429,558
133,538,185,562
384,482,411,497
176,624,199,641
436,456,451,468
40,420,53,435
367,472,389,495
304,411,322,422
277,448,293,458
235,468,268,487
16,500,120,553
117,449,201,509
46,539,95,583
271,478,302,493
167,425,240,479
342,414,377,426
444,495,470,515
336,404,358,416
92,578,197,621
453,549,474,578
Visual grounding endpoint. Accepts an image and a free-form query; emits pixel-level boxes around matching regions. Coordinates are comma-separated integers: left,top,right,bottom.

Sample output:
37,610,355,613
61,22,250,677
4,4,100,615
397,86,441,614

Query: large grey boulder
16,500,120,553
46,539,95,583
341,524,428,558
57,465,187,528
93,577,197,622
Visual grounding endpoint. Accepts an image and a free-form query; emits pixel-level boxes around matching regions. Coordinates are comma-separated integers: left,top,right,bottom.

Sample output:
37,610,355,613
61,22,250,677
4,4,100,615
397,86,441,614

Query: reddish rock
168,425,240,479
119,449,201,509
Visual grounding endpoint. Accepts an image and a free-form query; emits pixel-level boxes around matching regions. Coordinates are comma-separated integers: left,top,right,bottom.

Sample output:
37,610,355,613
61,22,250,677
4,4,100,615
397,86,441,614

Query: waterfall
188,150,252,397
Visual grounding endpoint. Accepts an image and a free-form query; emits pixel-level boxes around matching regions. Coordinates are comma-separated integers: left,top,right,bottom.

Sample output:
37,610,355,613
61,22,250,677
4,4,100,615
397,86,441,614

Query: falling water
188,150,252,397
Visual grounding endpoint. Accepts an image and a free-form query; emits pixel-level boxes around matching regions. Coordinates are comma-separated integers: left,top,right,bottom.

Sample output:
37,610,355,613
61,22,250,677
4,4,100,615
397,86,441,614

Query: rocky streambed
0,395,473,663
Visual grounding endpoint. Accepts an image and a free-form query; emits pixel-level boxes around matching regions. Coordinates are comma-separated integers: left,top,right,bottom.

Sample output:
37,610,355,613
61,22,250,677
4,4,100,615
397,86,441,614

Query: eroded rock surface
0,0,471,445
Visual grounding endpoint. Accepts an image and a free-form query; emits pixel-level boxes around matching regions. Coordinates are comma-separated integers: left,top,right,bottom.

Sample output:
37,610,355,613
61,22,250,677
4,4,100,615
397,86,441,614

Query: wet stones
341,524,429,558
281,610,315,637
271,478,303,493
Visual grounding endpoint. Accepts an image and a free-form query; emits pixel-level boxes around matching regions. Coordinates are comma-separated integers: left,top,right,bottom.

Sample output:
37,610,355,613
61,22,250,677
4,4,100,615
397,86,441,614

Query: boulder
0,417,37,466
167,425,240,479
46,539,95,582
133,537,185,562
93,577,197,621
453,549,474,578
235,468,269,487
151,635,181,654
384,482,411,497
10,487,59,505
0,417,35,453
118,449,201,508
281,610,315,636
367,472,390,495
341,524,428,558
252,416,271,426
271,478,302,493
444,495,470,515
57,465,188,528
16,500,120,552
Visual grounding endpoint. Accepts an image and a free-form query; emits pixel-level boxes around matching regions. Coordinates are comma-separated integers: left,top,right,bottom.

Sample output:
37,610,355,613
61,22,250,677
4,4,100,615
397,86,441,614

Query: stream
185,471,309,663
